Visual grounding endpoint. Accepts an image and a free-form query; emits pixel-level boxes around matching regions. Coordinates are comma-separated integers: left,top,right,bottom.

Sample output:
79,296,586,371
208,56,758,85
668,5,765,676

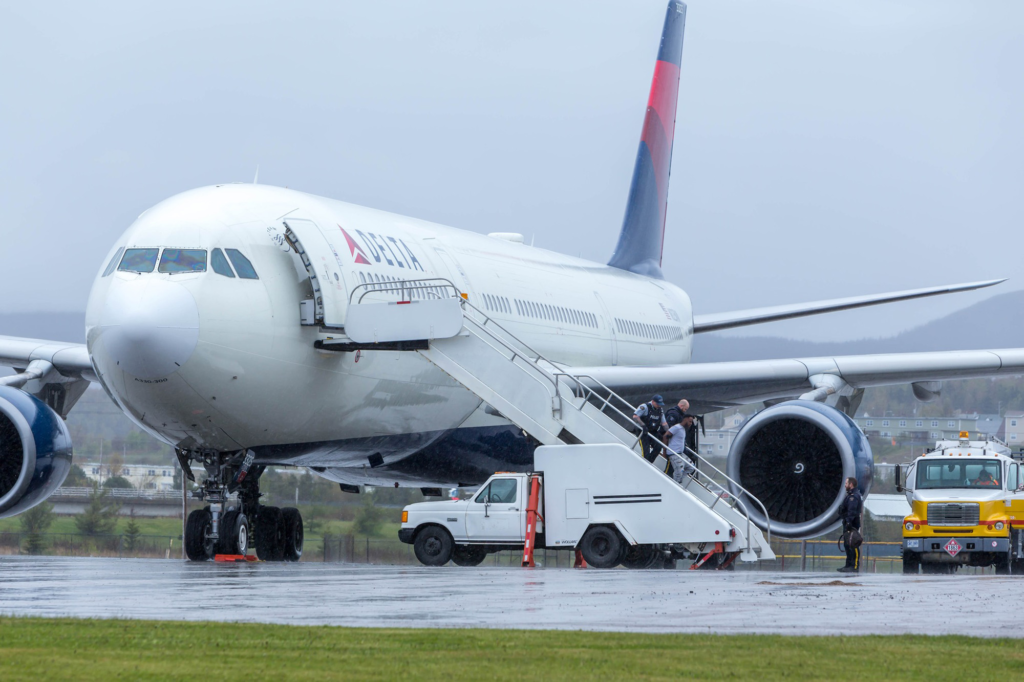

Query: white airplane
1,1,1020,561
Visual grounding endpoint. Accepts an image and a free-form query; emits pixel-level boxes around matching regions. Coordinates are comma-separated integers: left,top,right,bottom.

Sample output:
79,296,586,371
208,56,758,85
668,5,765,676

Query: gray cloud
1,1,1020,343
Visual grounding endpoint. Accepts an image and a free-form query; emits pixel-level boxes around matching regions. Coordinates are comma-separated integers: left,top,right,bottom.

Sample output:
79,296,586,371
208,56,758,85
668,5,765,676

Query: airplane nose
97,279,200,380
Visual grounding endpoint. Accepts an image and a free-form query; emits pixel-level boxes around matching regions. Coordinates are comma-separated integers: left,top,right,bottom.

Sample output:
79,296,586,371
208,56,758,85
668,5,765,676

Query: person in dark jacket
838,477,863,573
664,399,689,428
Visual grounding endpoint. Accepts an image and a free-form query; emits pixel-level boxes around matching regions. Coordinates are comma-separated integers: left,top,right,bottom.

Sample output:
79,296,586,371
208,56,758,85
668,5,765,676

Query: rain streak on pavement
0,556,1017,636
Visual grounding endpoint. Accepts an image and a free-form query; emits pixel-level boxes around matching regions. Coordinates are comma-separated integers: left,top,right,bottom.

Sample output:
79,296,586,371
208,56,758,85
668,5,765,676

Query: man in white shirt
663,414,695,483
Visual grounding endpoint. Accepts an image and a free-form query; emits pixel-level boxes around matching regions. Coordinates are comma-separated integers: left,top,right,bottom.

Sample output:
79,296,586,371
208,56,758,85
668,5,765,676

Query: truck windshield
474,479,517,504
916,459,1002,489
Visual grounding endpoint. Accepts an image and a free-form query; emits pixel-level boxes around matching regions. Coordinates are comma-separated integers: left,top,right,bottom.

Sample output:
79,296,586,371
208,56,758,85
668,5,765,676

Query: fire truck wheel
902,551,920,574
995,551,1011,575
579,526,622,569
414,526,454,566
451,545,487,567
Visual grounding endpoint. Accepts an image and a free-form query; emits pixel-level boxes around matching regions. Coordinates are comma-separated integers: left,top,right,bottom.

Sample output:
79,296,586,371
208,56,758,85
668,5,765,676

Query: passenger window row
614,317,682,342
514,298,597,329
103,247,258,279
482,293,510,314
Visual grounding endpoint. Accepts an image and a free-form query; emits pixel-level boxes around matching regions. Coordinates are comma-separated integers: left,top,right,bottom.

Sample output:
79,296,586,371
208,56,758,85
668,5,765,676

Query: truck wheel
580,526,622,569
621,544,659,569
902,551,920,575
452,545,487,567
414,526,454,566
995,551,1011,575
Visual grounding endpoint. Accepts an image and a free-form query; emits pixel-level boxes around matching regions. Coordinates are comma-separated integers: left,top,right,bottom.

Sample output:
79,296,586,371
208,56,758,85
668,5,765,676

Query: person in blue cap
632,395,668,463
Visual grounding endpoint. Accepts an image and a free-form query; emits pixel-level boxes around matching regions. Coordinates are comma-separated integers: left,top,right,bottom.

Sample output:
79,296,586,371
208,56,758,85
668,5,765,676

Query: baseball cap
652,395,665,406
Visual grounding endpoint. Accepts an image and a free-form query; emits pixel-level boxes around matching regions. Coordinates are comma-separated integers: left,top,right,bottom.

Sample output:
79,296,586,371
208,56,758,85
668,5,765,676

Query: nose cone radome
96,280,200,380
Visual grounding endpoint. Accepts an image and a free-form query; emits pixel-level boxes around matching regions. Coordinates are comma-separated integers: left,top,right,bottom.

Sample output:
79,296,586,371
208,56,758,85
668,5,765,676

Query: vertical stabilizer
608,1,686,279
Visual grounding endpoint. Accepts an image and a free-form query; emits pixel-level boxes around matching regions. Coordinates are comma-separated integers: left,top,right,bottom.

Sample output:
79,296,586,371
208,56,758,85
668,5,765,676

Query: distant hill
0,312,85,344
692,290,1024,363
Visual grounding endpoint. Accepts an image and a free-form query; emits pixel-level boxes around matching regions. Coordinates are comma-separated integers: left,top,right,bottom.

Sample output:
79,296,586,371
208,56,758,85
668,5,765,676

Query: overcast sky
1,0,1021,342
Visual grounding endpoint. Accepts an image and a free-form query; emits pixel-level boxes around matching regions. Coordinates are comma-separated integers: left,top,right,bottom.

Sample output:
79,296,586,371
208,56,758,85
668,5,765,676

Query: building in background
81,463,176,490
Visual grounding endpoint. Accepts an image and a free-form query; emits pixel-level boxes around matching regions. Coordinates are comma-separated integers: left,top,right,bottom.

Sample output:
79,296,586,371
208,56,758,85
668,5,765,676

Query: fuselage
85,184,693,482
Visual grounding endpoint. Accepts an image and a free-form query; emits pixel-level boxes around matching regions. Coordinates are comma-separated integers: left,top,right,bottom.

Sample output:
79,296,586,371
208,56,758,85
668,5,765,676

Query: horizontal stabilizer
692,279,1005,334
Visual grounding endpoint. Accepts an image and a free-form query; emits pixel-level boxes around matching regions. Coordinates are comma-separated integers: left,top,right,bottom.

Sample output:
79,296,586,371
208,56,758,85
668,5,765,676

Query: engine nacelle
726,400,872,539
0,386,73,518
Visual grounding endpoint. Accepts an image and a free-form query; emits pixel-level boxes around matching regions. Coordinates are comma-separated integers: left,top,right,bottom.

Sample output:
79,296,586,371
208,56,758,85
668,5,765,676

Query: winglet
608,1,687,279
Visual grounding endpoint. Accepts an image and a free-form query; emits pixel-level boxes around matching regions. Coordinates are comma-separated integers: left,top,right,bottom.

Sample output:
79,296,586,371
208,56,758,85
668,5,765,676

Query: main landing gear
179,449,303,562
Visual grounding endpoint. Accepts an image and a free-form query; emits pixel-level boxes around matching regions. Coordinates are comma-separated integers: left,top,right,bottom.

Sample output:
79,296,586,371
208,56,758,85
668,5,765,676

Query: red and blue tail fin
608,1,686,279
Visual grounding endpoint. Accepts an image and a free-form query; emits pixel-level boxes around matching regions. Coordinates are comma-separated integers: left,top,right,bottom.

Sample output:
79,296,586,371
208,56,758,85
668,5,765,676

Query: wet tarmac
0,556,1017,636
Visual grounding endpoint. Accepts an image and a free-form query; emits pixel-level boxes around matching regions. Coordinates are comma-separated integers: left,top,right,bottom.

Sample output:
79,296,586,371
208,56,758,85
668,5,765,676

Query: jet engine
726,400,872,539
0,386,73,518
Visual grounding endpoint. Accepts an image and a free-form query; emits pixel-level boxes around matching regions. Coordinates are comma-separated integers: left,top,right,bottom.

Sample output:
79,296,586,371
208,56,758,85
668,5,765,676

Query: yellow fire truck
897,432,1024,574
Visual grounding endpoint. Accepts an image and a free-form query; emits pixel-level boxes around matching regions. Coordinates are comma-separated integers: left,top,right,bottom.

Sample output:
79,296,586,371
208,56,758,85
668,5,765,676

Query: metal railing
349,277,461,305
50,487,183,500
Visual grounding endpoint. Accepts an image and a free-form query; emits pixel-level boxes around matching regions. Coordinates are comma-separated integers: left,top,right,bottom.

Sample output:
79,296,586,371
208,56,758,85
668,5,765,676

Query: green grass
0,516,183,536
0,618,1021,681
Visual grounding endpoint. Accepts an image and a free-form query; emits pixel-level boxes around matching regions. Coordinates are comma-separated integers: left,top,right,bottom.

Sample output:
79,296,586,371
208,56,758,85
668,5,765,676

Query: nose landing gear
179,449,303,562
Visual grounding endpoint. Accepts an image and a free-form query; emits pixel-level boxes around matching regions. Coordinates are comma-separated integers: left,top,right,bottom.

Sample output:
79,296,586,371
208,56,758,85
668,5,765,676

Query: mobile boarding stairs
324,278,774,564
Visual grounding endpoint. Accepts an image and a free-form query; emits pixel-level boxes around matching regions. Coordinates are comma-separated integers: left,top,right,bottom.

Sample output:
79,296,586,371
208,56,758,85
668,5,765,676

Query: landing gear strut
180,449,303,562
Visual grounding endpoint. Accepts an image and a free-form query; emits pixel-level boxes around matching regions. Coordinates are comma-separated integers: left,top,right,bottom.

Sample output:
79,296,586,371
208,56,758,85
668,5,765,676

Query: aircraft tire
281,507,304,562
451,545,486,567
255,506,285,561
579,526,622,569
185,509,214,561
414,526,454,566
218,510,249,556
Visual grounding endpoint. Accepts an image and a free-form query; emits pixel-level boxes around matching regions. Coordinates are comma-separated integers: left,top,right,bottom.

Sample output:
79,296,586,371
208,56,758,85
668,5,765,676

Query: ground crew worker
632,395,667,463
976,470,999,486
837,477,863,573
663,415,695,482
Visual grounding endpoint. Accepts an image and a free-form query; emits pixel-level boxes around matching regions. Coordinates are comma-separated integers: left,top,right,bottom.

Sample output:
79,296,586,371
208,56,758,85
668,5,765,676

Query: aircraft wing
0,335,95,387
572,348,1024,413
692,279,1005,333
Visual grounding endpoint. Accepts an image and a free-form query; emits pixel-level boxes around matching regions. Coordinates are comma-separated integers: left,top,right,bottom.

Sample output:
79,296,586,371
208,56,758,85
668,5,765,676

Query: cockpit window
158,249,207,273
118,248,159,273
210,248,235,278
102,247,125,277
225,249,259,279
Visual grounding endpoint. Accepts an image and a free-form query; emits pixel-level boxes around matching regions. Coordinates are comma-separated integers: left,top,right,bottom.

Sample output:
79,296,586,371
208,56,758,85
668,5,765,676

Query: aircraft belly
176,333,481,459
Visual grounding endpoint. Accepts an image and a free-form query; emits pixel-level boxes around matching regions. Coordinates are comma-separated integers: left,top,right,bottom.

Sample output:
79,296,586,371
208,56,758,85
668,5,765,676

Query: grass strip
1,616,1021,681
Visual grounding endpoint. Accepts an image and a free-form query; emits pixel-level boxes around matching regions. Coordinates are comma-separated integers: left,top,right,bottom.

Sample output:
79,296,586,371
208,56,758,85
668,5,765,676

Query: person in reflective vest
632,395,667,463
837,477,863,573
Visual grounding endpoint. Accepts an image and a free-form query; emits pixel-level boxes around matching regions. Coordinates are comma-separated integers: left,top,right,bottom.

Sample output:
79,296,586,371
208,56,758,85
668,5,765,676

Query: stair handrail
397,289,771,551
349,277,461,305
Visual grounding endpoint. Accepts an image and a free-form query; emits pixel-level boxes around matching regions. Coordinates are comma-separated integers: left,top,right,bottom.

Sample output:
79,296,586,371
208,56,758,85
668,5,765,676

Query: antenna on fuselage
253,165,260,184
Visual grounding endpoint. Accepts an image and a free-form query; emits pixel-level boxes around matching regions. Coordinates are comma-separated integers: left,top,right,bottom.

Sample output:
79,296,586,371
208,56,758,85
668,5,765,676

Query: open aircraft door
279,218,352,329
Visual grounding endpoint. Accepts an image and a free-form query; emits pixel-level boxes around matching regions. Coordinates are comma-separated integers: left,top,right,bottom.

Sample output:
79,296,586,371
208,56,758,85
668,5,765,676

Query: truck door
466,477,524,542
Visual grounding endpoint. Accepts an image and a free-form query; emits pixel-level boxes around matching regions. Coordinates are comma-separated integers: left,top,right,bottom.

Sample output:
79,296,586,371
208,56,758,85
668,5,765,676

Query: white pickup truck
397,443,774,568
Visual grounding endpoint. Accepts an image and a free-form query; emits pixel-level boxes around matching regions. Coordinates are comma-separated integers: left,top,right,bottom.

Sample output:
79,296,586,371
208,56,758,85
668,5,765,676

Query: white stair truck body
399,443,774,566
